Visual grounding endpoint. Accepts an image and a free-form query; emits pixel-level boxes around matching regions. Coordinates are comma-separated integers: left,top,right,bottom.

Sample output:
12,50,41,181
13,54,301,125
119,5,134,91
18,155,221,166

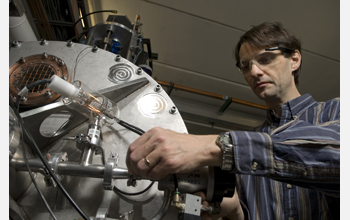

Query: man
126,22,340,219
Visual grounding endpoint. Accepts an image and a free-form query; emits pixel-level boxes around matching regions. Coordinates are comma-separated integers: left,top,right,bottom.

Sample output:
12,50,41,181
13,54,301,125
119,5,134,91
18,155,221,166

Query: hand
126,127,222,180
195,189,244,220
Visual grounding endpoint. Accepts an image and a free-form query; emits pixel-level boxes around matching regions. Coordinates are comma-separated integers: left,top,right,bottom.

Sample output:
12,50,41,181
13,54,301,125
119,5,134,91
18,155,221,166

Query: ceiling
14,0,340,135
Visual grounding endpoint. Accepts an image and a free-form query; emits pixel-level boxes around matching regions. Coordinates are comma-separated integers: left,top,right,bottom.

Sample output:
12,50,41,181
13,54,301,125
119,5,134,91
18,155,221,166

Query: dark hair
235,22,302,85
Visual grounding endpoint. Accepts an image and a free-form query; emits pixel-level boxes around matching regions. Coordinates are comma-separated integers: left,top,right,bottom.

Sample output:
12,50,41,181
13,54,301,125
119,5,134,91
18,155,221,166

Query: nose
249,61,264,77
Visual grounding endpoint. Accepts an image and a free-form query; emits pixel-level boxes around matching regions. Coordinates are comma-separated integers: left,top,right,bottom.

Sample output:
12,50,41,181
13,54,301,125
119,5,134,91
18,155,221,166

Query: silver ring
144,156,153,167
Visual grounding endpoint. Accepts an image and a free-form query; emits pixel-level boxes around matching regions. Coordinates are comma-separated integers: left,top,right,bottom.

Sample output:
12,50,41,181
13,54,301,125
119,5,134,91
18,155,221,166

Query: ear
290,50,301,72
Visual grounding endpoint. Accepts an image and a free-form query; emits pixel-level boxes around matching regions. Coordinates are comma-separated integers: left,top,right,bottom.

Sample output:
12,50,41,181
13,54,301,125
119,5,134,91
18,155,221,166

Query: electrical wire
113,181,155,196
10,97,57,220
68,10,118,41
16,79,52,114
73,47,92,81
67,27,92,42
133,36,144,64
13,81,90,220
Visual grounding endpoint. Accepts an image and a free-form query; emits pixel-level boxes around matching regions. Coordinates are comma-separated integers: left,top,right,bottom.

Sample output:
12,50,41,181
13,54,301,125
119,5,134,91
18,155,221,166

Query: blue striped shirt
230,94,340,220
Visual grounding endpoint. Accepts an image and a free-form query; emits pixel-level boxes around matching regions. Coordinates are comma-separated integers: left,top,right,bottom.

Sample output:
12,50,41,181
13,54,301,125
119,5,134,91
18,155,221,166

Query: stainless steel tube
12,159,129,179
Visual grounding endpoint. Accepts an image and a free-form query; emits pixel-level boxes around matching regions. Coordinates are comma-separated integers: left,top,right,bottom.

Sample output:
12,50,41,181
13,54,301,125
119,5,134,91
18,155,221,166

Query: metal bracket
167,82,175,95
219,96,233,112
178,193,202,220
103,153,119,190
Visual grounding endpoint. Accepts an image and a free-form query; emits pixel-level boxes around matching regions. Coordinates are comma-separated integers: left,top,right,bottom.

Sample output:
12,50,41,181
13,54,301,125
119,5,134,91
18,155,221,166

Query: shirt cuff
229,131,274,175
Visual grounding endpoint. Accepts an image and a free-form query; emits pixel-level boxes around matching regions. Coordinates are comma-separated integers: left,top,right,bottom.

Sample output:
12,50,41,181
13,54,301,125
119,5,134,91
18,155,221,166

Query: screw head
45,91,51,96
12,41,21,47
58,59,65,66
137,67,143,75
67,40,73,47
169,106,177,114
42,52,48,58
154,84,162,92
92,45,99,52
19,57,25,63
21,96,28,101
115,55,122,62
40,38,47,45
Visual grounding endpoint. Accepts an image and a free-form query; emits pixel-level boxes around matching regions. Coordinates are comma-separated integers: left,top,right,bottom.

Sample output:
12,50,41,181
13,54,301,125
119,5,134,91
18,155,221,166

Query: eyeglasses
236,47,293,75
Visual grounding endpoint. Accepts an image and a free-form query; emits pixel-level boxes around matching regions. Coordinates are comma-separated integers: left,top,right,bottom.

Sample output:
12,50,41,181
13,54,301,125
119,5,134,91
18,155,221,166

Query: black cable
67,27,92,42
12,79,90,220
114,118,181,196
117,120,145,136
19,113,90,220
113,181,155,196
16,79,52,114
68,10,117,41
22,131,58,220
173,174,179,193
10,97,57,220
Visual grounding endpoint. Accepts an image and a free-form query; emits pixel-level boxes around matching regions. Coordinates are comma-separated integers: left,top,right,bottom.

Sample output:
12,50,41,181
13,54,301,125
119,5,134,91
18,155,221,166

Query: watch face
220,133,232,145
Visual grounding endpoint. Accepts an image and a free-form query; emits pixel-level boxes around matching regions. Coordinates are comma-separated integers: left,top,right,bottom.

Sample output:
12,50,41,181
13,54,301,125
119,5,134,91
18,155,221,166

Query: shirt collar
266,94,317,123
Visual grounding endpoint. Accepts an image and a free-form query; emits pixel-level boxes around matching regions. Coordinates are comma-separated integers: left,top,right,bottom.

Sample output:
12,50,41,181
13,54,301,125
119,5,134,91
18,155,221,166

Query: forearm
230,120,340,195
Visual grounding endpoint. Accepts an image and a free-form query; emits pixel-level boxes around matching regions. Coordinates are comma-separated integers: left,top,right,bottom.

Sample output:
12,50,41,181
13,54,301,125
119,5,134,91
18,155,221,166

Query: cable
73,47,92,81
10,97,57,220
68,10,118,41
117,119,145,136
133,36,144,64
13,81,90,220
173,174,179,193
67,27,92,42
16,79,52,114
113,181,155,196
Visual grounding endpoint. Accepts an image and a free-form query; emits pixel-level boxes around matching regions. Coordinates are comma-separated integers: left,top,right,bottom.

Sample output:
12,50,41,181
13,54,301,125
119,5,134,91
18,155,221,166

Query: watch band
216,132,234,171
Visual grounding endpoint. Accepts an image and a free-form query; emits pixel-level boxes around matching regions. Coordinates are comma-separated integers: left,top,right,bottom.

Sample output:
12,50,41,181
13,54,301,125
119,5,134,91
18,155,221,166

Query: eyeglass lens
238,52,282,74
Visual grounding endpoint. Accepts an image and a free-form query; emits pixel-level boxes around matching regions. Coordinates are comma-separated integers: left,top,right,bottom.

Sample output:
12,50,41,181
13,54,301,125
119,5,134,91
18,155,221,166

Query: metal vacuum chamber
9,40,188,219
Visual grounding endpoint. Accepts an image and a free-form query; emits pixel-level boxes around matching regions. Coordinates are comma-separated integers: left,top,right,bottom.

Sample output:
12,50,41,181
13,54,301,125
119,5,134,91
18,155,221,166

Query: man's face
238,43,297,103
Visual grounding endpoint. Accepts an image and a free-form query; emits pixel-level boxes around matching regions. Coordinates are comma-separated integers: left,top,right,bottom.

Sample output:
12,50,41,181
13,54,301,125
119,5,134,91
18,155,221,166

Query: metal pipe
156,80,268,110
12,159,129,179
79,146,95,166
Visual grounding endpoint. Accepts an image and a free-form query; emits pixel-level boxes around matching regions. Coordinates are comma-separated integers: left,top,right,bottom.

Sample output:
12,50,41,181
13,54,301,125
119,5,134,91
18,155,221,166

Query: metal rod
79,145,95,166
156,80,268,110
12,159,130,179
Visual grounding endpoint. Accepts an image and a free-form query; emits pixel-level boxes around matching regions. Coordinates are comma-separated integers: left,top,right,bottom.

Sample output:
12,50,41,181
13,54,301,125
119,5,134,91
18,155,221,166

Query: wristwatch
216,132,234,171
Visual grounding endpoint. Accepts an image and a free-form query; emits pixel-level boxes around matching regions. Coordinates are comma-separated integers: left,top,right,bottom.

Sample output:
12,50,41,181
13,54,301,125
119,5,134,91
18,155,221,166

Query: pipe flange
103,154,118,190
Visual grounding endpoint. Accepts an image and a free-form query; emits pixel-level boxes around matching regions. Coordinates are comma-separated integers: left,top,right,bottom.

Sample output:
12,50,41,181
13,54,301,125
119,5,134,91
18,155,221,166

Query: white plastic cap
48,75,79,98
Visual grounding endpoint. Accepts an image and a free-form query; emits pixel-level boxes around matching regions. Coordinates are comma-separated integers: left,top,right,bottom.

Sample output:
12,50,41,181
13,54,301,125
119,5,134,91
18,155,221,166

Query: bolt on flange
169,106,178,114
12,41,21,48
40,39,47,45
92,45,99,52
154,84,162,92
136,67,143,75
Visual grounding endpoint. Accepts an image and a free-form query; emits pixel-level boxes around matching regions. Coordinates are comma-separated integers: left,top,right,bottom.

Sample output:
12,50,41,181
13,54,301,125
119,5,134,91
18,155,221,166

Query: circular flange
9,54,69,106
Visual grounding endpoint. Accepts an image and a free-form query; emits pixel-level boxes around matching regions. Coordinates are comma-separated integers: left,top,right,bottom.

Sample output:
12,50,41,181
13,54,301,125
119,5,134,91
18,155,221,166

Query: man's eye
240,61,250,71
257,54,275,65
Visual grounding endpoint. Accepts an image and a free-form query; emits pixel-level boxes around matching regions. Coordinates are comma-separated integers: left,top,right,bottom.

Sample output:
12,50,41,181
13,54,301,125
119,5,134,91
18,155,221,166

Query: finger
127,129,154,176
129,128,167,176
125,147,135,175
